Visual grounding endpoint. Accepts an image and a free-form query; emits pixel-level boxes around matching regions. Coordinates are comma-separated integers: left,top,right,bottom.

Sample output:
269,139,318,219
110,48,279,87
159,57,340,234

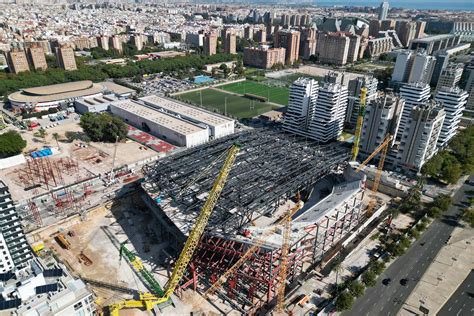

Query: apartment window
73,301,83,311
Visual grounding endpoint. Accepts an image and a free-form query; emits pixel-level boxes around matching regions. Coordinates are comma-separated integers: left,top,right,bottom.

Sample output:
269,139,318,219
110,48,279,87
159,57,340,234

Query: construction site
138,129,369,314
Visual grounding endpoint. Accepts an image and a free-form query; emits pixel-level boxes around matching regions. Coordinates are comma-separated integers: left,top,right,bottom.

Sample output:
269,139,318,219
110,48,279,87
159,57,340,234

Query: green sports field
177,89,280,119
277,73,323,84
218,81,289,105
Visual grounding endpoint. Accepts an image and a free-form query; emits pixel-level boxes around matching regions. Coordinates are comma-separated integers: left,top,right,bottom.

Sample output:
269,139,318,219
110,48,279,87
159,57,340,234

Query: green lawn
177,89,280,119
219,81,289,105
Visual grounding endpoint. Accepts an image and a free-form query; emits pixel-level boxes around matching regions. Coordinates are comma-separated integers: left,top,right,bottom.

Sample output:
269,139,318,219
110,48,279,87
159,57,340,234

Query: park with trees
0,53,236,100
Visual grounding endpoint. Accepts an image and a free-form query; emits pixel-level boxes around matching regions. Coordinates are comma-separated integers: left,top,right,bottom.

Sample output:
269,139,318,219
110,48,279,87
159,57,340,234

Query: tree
427,206,442,218
333,257,344,292
52,132,60,150
348,281,365,298
335,292,354,312
462,208,474,228
441,162,462,184
432,194,452,212
0,131,27,158
370,261,386,275
80,112,127,143
33,128,47,143
361,270,377,287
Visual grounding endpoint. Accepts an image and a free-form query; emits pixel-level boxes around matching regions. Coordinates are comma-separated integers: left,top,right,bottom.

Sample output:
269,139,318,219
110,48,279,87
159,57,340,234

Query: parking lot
124,75,195,96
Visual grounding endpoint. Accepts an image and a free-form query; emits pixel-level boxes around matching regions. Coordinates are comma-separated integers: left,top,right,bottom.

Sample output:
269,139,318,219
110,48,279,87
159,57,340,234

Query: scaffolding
141,129,359,313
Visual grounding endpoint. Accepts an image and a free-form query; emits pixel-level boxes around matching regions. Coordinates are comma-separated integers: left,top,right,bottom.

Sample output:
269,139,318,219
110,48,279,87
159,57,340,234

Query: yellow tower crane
275,205,293,312
355,134,393,216
201,201,304,303
352,87,368,161
107,144,241,316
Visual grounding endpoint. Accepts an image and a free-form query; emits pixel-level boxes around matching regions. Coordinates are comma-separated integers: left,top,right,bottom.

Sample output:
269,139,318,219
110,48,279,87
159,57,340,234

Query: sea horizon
314,0,473,11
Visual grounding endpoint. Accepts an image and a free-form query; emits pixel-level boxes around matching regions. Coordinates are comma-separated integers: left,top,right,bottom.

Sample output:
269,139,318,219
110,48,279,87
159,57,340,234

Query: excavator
105,143,241,315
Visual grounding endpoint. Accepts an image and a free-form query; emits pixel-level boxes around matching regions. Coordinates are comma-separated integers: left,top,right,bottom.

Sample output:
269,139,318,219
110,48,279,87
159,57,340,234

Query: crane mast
352,87,368,161
107,144,240,315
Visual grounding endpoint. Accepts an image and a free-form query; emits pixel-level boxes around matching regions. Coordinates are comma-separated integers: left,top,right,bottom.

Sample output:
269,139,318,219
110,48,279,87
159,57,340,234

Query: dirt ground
34,192,223,315
1,120,157,201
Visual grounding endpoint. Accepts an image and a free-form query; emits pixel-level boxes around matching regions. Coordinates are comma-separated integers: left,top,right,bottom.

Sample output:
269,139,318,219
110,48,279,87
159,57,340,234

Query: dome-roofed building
8,80,104,111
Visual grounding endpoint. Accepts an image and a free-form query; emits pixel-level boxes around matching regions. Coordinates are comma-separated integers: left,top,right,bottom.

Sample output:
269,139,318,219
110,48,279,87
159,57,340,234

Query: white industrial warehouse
140,95,235,139
109,99,209,147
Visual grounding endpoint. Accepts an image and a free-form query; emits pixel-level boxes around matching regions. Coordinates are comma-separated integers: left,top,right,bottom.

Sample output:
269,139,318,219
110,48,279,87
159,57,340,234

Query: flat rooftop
100,81,135,95
78,95,117,106
140,95,232,127
110,100,206,136
142,129,351,238
412,34,457,43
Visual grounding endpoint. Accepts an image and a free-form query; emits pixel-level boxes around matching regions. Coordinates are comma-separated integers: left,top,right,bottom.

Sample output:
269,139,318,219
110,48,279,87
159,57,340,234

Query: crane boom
355,135,393,173
203,201,303,299
161,144,240,301
107,144,240,315
276,206,292,311
352,87,367,161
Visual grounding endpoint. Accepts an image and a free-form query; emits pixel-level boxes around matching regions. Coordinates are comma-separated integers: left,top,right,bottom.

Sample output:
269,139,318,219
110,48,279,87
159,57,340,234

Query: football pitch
219,81,289,105
176,89,281,119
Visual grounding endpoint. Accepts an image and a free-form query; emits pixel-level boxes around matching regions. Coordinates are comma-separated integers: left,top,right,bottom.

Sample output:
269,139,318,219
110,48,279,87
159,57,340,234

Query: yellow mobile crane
107,144,241,316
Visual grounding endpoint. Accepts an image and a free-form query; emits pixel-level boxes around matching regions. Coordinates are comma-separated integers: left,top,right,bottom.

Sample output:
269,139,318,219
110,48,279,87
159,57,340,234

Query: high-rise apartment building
430,52,450,86
223,28,236,54
7,49,30,74
0,181,33,272
299,28,317,60
283,78,319,136
392,50,436,85
27,46,47,71
434,87,468,147
130,34,144,51
347,34,361,63
369,19,382,38
281,14,289,26
346,75,379,126
97,35,110,50
435,63,464,92
110,35,124,52
378,2,390,21
398,83,431,137
408,53,436,85
203,32,217,56
254,28,266,43
244,26,254,40
316,32,350,66
55,46,77,71
243,46,286,69
359,92,404,158
396,21,417,47
274,29,301,65
309,82,348,142
396,102,445,172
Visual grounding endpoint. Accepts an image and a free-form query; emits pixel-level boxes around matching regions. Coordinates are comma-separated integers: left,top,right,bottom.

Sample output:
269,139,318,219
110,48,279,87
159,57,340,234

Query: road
342,175,473,316
438,270,474,316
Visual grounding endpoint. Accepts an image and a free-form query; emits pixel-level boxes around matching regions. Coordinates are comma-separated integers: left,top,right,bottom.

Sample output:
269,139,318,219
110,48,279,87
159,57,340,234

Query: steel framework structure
142,129,351,238
141,129,361,313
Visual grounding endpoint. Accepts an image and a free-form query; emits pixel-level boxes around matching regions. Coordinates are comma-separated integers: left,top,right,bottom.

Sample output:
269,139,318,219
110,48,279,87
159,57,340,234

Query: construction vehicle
106,144,241,316
352,87,367,161
55,233,71,250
